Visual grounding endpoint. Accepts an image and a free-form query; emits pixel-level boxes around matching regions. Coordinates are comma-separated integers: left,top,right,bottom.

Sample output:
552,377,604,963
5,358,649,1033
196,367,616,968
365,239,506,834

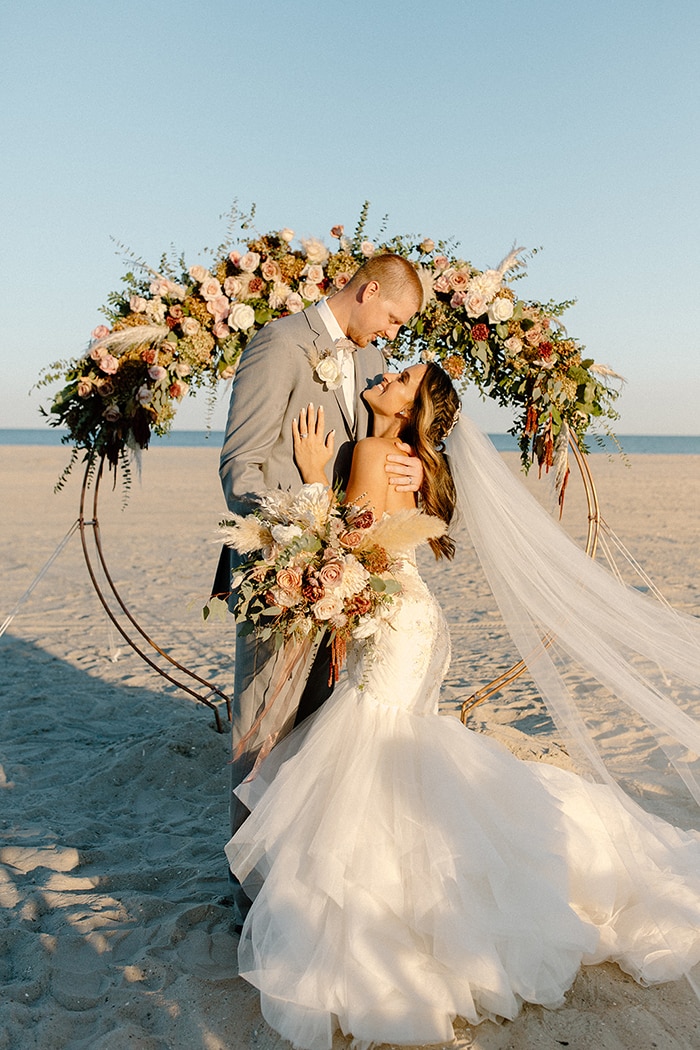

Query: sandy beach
2,443,700,1050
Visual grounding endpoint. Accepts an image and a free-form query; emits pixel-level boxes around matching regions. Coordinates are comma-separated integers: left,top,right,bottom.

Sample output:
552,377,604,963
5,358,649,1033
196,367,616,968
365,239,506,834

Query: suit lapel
303,306,354,437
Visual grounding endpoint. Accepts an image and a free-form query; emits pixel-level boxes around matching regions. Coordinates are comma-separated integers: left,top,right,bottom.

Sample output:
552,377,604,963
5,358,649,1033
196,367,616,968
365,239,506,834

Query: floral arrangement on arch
212,482,446,682
38,201,622,491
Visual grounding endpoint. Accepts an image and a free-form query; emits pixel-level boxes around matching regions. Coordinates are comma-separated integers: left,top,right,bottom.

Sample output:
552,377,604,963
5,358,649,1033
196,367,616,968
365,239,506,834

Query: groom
219,253,424,861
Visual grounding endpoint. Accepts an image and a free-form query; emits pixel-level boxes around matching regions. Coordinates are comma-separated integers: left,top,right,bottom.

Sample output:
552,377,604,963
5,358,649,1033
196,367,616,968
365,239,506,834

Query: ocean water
3,429,699,454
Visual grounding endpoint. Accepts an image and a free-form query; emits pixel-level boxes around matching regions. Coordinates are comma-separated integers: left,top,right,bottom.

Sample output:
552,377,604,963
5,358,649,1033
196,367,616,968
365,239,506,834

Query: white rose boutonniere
314,352,343,390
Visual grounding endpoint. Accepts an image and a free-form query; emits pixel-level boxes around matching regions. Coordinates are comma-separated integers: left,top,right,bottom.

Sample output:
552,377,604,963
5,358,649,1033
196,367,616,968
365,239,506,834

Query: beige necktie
334,338,357,425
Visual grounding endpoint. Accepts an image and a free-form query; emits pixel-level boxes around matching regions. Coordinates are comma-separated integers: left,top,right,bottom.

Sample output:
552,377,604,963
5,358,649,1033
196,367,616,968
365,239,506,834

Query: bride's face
363,364,427,420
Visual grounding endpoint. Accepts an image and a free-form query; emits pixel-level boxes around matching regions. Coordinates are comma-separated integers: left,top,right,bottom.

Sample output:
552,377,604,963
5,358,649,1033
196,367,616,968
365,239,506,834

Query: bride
225,362,700,1050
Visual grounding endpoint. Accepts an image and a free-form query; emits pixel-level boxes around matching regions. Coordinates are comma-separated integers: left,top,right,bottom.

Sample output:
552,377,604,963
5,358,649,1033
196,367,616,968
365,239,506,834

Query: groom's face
347,283,418,348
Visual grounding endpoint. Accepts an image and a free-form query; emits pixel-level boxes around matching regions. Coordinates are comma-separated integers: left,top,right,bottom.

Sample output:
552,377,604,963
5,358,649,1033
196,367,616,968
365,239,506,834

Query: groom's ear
359,280,380,303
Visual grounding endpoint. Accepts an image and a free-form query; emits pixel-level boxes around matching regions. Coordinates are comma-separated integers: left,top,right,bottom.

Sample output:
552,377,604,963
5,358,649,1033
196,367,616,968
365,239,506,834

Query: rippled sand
2,444,699,1050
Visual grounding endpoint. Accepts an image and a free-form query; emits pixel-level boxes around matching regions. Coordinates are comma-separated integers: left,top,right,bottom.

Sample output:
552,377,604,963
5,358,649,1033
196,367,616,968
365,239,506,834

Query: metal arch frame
78,455,232,733
460,431,601,724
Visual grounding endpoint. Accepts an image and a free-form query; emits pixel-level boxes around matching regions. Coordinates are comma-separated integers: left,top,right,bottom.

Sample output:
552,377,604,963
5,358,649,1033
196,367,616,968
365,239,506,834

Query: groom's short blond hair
348,254,423,309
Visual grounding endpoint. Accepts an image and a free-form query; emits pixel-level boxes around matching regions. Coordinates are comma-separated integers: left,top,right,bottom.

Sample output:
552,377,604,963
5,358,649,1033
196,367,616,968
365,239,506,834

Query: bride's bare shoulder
352,436,397,459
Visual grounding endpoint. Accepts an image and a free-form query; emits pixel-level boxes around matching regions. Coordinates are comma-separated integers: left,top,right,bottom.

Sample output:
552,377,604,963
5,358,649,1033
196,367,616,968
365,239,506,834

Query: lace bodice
346,556,451,715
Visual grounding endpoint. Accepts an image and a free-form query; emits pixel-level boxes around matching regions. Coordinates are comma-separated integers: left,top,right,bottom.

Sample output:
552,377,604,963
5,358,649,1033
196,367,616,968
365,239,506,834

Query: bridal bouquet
211,483,446,682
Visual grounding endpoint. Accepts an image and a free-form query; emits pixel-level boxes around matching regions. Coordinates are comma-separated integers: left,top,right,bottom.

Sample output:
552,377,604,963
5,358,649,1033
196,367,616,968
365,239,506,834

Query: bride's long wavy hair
399,361,460,560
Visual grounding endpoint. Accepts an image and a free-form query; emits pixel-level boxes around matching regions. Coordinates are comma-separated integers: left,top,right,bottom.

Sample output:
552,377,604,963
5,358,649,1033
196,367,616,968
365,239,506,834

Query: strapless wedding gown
225,557,700,1050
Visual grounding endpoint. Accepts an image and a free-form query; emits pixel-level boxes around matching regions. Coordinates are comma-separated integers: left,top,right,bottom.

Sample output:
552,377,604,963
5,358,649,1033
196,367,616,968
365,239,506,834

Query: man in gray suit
219,254,423,914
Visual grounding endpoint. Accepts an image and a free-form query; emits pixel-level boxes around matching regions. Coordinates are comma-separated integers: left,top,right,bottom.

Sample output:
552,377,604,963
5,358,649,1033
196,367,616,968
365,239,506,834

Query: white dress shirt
316,297,355,425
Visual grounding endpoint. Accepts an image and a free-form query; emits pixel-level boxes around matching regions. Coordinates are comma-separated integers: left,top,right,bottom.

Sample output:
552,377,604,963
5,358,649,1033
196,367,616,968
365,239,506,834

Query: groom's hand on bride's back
385,441,423,492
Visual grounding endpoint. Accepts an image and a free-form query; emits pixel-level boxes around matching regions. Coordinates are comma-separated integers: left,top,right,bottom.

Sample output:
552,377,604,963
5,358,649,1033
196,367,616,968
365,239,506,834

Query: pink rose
419,238,435,253
260,259,280,281
174,361,191,377
99,354,119,375
90,346,106,361
77,378,93,398
168,380,189,399
330,225,344,239
149,278,170,297
181,317,200,336
306,264,325,284
129,296,148,313
213,321,231,339
434,275,451,294
137,384,152,405
449,269,470,291
228,250,241,266
465,292,488,318
95,378,114,397
199,277,223,301
333,272,351,289
91,325,110,340
276,567,303,593
360,241,375,257
313,594,344,620
148,365,167,382
169,304,184,320
318,560,344,588
140,347,158,364
300,281,321,302
286,292,304,313
239,251,261,273
206,294,230,321
103,404,121,422
339,530,363,548
188,265,209,282
433,256,449,271
223,276,242,298
450,291,467,308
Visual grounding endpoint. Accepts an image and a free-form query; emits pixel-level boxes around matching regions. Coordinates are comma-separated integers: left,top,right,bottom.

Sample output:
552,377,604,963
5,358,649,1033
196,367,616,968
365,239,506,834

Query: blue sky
1,0,698,433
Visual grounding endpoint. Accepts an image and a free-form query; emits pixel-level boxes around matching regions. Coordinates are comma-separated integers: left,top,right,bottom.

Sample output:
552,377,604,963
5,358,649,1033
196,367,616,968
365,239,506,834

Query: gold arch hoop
460,432,601,724
78,456,232,733
74,437,599,736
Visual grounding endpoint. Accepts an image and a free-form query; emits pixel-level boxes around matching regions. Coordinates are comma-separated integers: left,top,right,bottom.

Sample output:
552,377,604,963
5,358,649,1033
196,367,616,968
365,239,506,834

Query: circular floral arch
36,204,621,729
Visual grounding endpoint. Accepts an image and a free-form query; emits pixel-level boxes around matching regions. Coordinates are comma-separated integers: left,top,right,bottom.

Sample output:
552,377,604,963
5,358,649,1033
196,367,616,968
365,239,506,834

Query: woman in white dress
225,362,700,1050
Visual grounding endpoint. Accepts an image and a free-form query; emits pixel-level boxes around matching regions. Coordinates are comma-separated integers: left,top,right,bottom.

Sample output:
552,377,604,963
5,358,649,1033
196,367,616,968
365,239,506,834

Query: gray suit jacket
219,305,385,844
220,304,384,513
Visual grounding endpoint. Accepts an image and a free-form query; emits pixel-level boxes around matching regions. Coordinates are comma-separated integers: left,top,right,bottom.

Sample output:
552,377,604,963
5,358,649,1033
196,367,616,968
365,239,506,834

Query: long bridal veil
446,415,700,813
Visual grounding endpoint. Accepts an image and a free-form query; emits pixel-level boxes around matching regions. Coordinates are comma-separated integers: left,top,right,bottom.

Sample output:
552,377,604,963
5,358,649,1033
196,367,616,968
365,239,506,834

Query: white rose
286,292,304,313
504,335,523,356
300,237,329,264
129,295,148,313
488,298,515,324
314,356,343,389
228,303,256,331
279,228,295,242
271,523,303,545
189,265,209,283
300,281,322,302
360,241,375,257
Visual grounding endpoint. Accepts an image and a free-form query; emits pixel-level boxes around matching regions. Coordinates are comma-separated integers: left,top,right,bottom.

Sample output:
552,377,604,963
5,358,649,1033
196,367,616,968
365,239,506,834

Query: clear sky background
1,0,698,435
